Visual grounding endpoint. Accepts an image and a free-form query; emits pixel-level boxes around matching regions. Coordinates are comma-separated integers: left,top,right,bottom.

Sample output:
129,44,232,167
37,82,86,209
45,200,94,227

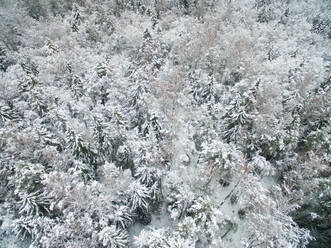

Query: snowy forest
0,0,330,247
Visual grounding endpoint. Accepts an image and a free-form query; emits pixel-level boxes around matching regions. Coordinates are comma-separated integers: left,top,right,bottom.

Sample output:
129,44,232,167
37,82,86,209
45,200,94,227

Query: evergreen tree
0,1,329,247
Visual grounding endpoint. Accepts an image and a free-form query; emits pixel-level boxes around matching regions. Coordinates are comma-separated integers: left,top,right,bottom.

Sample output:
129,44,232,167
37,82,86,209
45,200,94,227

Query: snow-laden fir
0,0,330,248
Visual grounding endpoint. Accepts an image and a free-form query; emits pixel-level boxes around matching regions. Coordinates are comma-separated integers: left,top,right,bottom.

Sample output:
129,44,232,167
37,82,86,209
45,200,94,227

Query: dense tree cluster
0,0,330,247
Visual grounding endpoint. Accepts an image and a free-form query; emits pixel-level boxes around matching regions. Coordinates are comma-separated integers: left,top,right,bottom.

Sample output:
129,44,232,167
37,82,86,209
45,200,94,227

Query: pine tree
66,127,96,167
71,8,81,32
20,57,39,76
0,44,9,71
96,62,107,78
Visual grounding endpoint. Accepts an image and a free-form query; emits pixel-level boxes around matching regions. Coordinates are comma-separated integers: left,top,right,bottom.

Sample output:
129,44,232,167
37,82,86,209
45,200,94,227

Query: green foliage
98,225,129,248
21,0,48,20
186,197,214,225
135,166,162,203
20,57,39,76
135,166,160,187
255,0,274,23
222,97,250,143
110,205,133,229
19,75,40,92
38,127,63,152
292,177,331,248
46,38,59,54
138,113,163,140
12,162,45,194
127,181,151,211
27,89,49,116
0,12,23,51
224,70,243,86
165,182,195,220
18,190,51,217
312,16,331,37
13,216,36,239
304,126,330,155
17,72,48,117
134,228,171,248
143,28,152,40
190,73,218,105
71,8,81,32
135,33,170,70
0,44,11,71
0,104,20,122
70,74,85,98
96,62,107,78
66,127,96,166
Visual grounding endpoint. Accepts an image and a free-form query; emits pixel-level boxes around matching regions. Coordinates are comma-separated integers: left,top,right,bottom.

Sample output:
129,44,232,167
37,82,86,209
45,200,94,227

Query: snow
0,0,329,247
0,206,29,248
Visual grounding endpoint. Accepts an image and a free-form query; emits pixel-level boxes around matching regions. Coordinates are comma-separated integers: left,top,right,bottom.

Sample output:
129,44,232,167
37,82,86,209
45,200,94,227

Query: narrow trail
170,105,192,168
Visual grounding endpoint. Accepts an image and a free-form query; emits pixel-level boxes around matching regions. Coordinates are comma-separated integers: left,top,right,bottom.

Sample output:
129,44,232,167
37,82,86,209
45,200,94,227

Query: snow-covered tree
0,0,330,247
